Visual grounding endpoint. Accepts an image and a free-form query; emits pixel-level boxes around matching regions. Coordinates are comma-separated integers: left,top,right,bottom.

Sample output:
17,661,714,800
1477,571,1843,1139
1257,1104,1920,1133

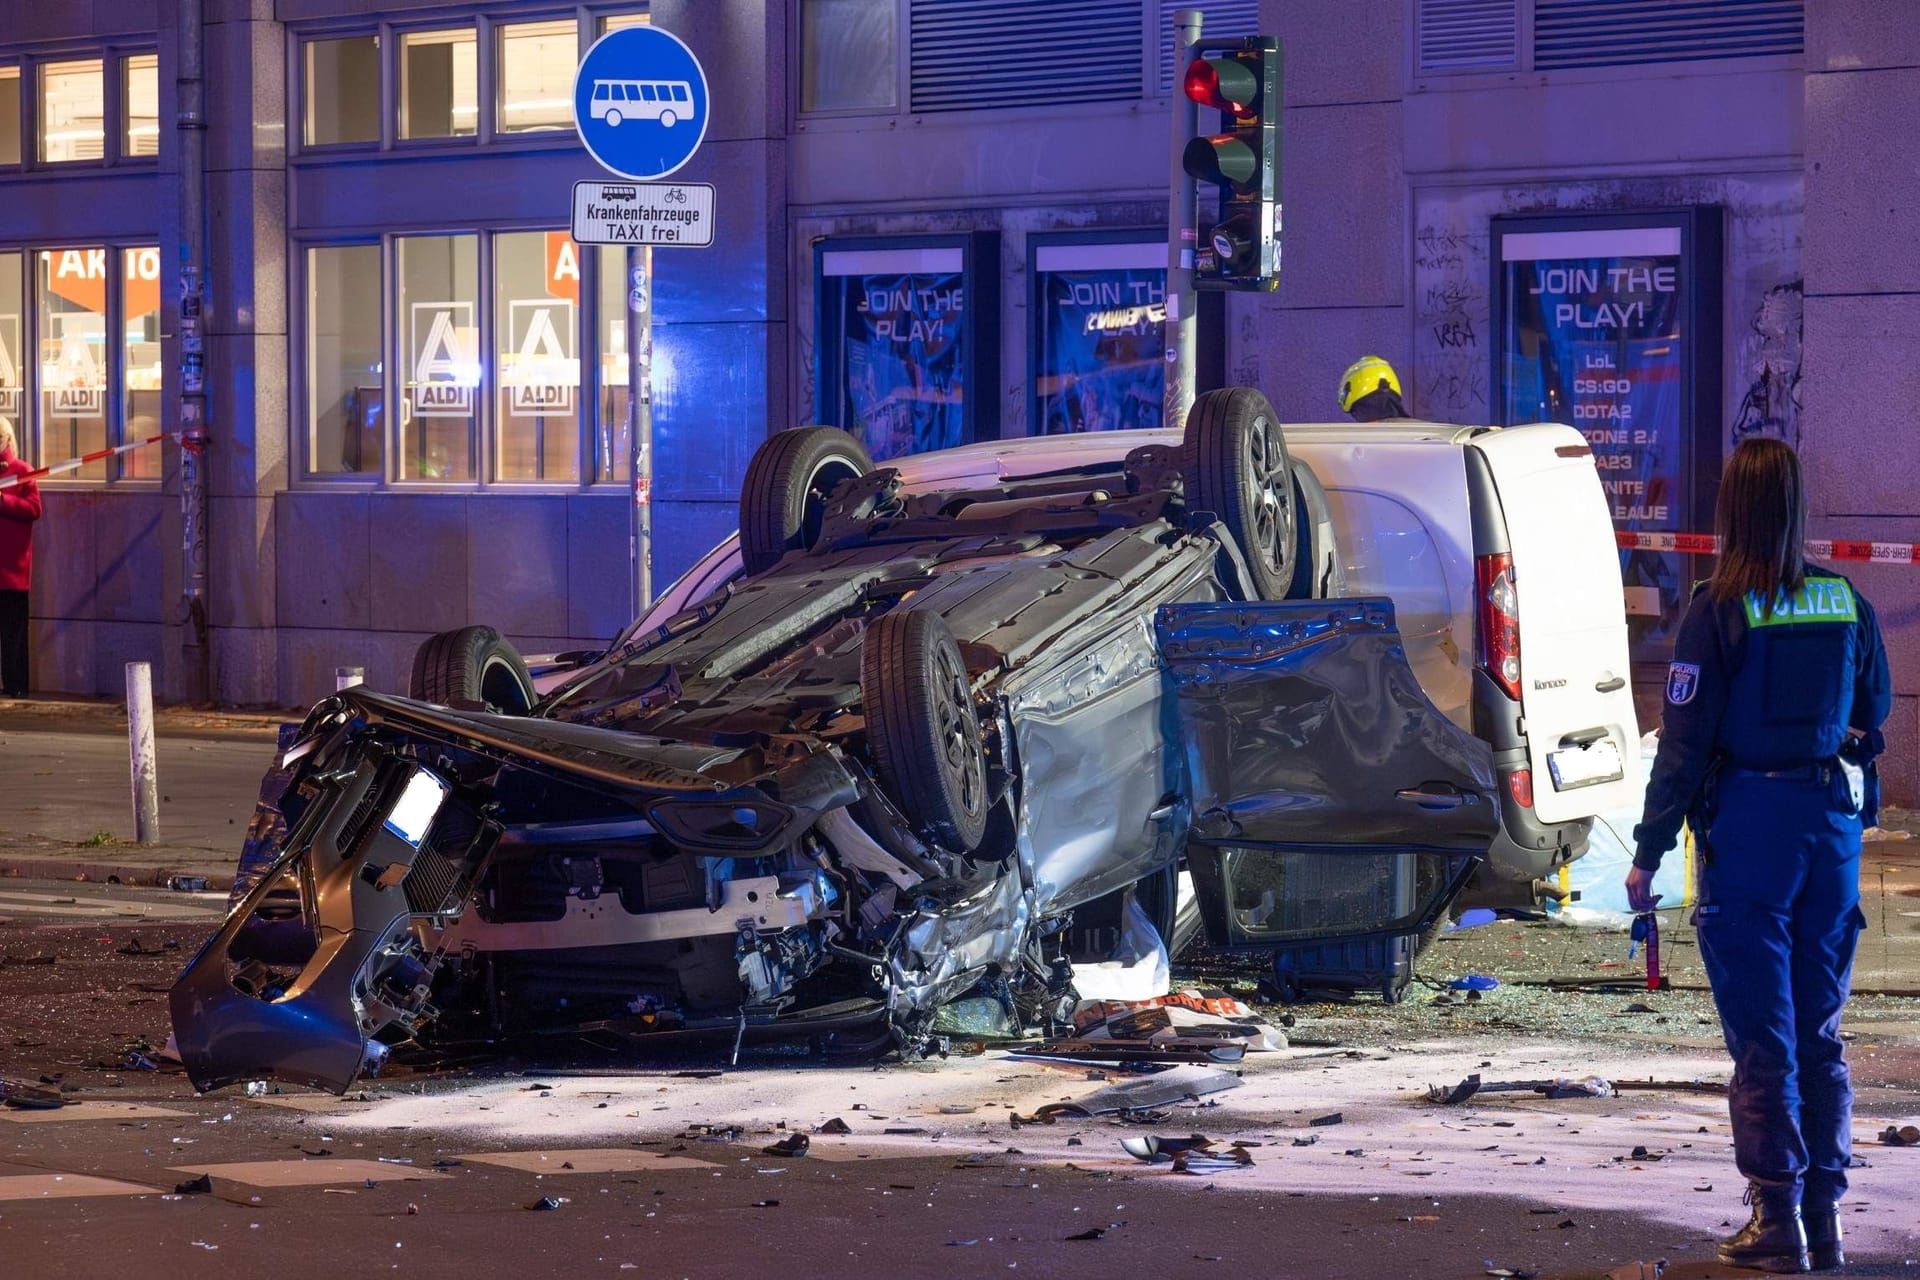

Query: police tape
1615,530,1920,566
0,433,169,491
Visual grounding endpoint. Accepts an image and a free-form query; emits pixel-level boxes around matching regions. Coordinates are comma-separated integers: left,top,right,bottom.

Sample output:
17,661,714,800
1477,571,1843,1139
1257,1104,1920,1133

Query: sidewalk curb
0,853,237,889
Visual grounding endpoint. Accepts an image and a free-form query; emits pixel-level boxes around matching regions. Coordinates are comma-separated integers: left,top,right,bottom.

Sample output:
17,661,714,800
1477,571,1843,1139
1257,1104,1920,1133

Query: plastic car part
739,425,874,575
410,625,537,714
860,610,990,852
1182,386,1298,599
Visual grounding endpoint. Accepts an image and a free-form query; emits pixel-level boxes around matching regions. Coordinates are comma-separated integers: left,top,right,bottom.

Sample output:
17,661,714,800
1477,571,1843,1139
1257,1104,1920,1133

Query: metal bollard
335,665,365,691
126,661,161,845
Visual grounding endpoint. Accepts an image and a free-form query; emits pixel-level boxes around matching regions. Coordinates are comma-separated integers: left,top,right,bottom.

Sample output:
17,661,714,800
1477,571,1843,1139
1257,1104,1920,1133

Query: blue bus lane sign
572,26,710,181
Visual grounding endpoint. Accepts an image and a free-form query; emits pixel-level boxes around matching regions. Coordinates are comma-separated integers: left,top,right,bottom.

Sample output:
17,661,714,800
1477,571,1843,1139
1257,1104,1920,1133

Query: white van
588,417,1638,904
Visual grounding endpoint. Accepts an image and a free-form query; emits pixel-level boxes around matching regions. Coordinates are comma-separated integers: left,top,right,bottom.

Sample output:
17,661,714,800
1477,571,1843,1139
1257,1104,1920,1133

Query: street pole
627,245,653,615
176,0,211,700
1165,7,1204,433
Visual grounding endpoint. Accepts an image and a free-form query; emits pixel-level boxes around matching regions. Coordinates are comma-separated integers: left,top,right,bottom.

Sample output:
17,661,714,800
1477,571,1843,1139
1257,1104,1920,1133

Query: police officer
1629,438,1891,1274
1337,355,1409,422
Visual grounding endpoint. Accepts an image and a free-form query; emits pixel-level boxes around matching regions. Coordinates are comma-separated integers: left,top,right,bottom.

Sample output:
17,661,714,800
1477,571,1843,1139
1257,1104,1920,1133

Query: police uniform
1634,569,1891,1228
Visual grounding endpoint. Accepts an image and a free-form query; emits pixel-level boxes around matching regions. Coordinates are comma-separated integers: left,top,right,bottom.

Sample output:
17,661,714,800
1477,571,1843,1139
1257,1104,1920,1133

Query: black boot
1718,1183,1810,1274
1802,1201,1844,1272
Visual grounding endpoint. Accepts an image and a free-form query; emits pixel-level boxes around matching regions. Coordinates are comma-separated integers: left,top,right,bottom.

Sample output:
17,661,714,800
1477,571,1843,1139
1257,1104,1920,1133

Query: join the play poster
1493,213,1722,662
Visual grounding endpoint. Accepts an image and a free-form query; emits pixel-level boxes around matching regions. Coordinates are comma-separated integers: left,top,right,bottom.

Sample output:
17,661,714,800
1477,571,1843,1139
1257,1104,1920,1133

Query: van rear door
1469,424,1640,824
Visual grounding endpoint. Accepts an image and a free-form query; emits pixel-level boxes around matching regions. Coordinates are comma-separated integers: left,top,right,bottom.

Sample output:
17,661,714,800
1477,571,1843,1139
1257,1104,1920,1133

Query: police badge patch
1666,662,1701,705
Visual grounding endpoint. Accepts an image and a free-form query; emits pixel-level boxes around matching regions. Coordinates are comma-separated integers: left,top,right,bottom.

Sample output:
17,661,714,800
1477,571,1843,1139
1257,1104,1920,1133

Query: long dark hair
1708,437,1805,606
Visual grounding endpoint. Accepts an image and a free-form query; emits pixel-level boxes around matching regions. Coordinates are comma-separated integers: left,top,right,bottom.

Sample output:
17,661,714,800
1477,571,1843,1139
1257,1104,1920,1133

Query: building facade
0,0,1911,800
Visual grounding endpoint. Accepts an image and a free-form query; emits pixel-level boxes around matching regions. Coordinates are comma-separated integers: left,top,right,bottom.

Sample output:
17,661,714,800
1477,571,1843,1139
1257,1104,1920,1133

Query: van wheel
740,426,874,575
1183,387,1297,599
410,626,536,714
861,611,989,853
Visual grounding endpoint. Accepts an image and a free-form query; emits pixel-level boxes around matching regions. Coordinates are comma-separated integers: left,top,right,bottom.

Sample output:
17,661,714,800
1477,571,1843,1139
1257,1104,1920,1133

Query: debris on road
0,1078,67,1109
1309,1112,1344,1127
1120,1134,1256,1173
525,1197,563,1211
815,1118,853,1135
1065,1227,1107,1241
166,875,210,893
1427,1073,1727,1104
1,952,56,967
115,936,180,957
762,1133,810,1157
1068,990,1287,1053
173,1173,213,1195
1010,1037,1247,1068
1009,1064,1242,1124
1879,1124,1920,1146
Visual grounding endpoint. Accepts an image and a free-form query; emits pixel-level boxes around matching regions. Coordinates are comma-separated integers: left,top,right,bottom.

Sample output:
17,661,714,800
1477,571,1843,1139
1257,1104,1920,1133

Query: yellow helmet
1338,356,1401,414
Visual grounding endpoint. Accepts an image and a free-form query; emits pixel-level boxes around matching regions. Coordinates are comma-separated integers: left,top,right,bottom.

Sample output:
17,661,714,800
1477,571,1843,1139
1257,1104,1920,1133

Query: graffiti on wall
1731,278,1802,445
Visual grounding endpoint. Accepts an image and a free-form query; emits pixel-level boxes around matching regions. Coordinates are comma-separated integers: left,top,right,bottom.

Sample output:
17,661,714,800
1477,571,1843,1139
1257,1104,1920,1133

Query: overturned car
173,388,1517,1094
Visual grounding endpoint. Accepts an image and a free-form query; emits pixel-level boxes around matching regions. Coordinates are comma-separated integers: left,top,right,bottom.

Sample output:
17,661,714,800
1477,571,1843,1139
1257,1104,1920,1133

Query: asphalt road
2,913,1919,1280
0,726,271,853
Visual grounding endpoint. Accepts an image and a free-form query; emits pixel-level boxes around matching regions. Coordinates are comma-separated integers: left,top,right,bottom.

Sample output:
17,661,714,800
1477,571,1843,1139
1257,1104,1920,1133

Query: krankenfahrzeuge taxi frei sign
569,26,714,246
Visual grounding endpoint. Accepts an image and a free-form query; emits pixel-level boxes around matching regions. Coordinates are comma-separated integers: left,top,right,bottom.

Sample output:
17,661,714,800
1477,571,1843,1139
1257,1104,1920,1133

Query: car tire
410,625,537,714
860,610,989,852
739,425,874,576
1183,386,1298,599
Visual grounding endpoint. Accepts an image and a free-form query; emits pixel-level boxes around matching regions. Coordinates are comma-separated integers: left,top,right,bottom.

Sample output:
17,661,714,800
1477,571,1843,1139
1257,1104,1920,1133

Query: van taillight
1476,552,1522,700
1508,767,1534,809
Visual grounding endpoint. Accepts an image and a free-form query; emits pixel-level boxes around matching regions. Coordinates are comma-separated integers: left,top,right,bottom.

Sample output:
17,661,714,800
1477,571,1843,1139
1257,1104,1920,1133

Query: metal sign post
571,24,712,617
1165,8,1204,431
627,246,652,611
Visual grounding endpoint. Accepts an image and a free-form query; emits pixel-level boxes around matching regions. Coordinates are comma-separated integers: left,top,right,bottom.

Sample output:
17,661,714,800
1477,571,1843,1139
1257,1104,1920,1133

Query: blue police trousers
1697,771,1867,1205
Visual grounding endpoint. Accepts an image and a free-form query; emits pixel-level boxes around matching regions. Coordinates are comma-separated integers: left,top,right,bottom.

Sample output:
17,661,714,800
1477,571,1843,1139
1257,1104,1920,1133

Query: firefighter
1337,355,1408,422
1629,438,1891,1274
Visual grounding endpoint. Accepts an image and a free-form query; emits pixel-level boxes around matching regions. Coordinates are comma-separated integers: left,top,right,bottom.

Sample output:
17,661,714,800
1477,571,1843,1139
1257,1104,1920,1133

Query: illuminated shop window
497,20,577,134
304,35,380,146
0,66,21,165
494,231,583,482
397,234,479,481
39,59,105,163
800,0,897,112
37,247,112,479
0,253,24,461
306,245,384,476
120,247,162,479
400,29,478,140
123,53,159,157
595,246,631,484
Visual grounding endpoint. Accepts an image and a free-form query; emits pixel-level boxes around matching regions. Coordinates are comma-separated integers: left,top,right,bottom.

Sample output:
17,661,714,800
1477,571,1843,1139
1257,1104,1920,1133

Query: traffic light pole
1164,7,1204,431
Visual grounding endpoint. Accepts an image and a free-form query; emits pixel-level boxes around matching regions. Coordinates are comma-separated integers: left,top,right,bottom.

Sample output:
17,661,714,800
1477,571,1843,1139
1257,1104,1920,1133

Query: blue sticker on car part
1666,662,1700,705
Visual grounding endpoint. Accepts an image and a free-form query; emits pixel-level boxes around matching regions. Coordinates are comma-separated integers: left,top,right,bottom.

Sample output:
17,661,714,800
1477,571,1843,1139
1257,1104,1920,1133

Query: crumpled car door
1156,599,1500,951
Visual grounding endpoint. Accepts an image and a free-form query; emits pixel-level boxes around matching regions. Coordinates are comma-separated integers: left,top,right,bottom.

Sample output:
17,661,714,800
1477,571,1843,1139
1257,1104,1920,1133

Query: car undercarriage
172,392,1500,1094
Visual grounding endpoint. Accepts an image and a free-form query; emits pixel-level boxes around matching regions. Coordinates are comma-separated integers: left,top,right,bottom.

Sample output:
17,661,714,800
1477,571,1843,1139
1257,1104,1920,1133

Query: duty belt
1729,763,1833,784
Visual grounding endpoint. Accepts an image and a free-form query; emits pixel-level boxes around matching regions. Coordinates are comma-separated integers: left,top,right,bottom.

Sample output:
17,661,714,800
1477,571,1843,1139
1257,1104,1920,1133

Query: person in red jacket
0,416,40,697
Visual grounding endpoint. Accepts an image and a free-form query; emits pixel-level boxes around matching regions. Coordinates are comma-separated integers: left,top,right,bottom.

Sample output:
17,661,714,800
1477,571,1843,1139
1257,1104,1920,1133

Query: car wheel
605,109,622,127
1182,386,1298,599
410,625,537,714
860,611,989,852
739,425,874,576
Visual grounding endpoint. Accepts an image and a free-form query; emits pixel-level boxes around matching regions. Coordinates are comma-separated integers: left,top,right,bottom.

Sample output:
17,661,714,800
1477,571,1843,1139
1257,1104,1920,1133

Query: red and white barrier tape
0,434,168,491
1616,530,1920,565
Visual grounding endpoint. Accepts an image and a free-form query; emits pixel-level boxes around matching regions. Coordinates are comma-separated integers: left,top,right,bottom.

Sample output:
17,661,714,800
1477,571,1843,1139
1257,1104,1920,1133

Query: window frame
0,60,24,169
294,226,623,492
289,7,651,159
11,239,166,487
4,45,160,171
393,22,482,146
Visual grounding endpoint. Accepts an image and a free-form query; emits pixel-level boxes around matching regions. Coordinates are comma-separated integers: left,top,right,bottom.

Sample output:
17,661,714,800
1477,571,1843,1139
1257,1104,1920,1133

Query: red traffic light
1184,56,1259,115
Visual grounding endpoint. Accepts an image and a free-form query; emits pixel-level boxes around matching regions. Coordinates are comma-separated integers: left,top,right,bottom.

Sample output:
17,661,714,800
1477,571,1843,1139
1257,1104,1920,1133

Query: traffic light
1183,37,1281,290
